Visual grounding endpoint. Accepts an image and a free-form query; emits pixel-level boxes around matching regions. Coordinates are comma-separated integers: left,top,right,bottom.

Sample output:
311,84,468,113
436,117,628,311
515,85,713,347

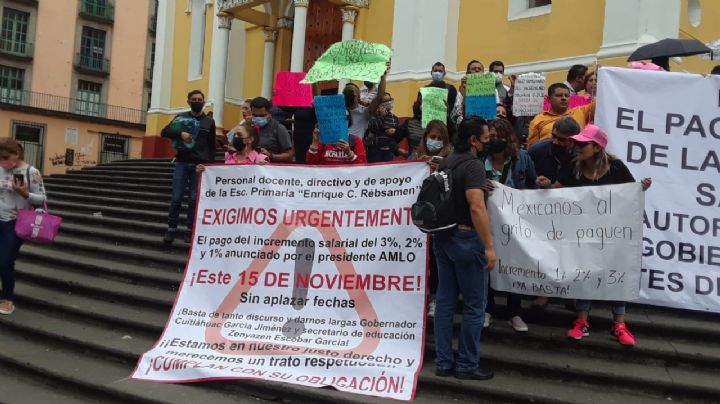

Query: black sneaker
435,367,454,377
454,366,494,380
163,229,176,244
184,230,193,244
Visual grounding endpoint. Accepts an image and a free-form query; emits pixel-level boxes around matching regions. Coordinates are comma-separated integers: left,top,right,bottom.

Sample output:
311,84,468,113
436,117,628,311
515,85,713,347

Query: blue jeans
0,220,23,301
433,229,489,372
367,148,395,163
168,162,198,230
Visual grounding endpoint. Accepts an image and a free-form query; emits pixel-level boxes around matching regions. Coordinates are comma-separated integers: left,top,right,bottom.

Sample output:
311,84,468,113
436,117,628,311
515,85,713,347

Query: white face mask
494,72,504,84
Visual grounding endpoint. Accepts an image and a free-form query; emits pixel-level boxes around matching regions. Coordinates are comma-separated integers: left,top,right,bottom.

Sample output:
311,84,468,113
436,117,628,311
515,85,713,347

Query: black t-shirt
442,151,487,227
557,158,635,187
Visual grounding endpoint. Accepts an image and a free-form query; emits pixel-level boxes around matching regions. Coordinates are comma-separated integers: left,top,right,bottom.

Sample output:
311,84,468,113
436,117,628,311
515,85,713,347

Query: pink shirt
224,150,268,165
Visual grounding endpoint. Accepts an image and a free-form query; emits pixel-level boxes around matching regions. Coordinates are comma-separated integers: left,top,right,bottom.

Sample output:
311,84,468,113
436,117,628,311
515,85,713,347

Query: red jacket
306,135,367,165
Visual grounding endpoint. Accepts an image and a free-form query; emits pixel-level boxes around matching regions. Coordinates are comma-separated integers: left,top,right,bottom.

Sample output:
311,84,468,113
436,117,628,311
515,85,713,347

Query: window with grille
100,133,129,164
0,64,24,103
80,26,107,69
84,0,109,16
0,7,30,55
12,121,44,170
529,0,552,8
77,79,103,117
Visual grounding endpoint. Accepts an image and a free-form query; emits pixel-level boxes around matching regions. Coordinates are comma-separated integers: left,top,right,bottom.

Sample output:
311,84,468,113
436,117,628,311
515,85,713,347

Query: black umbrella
628,38,711,61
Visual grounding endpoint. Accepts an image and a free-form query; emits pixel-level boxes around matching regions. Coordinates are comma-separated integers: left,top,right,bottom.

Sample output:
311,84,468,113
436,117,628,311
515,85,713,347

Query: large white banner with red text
132,163,428,401
596,67,720,313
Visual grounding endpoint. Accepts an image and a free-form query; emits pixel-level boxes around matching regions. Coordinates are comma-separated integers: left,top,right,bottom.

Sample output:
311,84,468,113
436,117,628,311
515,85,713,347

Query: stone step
55,173,172,186
57,221,188,254
64,169,174,179
83,165,175,174
45,183,171,202
51,209,169,234
49,199,179,223
0,303,670,404
43,233,187,271
15,261,176,310
18,246,180,289
44,177,172,194
48,190,171,211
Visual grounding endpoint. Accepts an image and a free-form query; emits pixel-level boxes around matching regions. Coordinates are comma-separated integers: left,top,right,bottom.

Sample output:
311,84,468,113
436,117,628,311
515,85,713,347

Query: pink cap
629,61,663,71
570,124,608,148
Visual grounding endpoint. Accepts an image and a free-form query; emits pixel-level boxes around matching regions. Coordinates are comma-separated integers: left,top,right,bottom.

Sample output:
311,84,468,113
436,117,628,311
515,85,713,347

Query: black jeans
0,220,23,301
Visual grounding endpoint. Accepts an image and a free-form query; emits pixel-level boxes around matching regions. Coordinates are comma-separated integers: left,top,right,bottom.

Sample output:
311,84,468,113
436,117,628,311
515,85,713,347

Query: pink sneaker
567,319,589,340
612,322,636,346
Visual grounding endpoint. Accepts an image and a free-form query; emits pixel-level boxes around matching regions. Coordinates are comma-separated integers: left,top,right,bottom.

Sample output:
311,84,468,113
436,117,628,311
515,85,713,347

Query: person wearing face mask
426,62,458,127
481,118,537,332
344,63,389,141
359,81,378,107
408,120,452,318
488,61,511,104
529,116,581,188
200,122,268,170
249,96,294,163
0,138,46,315
161,90,216,245
433,116,496,381
365,92,401,163
452,60,502,130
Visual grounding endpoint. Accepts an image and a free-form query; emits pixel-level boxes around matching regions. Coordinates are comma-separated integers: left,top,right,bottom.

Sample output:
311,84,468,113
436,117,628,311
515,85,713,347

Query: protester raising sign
132,163,428,401
465,73,497,120
303,40,392,83
487,182,644,301
596,67,720,313
314,94,348,144
512,73,546,117
419,87,448,128
273,72,313,107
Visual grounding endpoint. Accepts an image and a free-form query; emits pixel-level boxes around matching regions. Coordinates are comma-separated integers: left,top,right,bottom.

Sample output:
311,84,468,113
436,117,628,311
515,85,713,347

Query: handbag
14,166,62,244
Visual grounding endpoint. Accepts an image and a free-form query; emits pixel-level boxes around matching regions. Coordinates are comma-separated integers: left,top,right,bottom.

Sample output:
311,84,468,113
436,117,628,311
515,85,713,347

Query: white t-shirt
348,105,370,138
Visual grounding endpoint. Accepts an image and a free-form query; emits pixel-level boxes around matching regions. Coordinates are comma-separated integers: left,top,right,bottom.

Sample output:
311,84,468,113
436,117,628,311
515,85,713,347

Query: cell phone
430,156,444,163
13,173,24,185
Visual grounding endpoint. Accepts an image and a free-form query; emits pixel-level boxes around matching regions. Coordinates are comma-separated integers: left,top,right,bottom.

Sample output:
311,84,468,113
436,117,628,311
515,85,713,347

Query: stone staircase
1,158,719,403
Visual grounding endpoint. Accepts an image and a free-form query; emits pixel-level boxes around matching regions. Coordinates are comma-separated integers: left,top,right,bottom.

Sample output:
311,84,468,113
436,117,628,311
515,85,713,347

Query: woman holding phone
0,138,46,315
409,120,453,173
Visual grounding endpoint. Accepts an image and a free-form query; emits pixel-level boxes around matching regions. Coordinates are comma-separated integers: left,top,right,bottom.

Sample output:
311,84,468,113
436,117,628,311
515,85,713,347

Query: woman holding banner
483,118,537,332
553,124,651,346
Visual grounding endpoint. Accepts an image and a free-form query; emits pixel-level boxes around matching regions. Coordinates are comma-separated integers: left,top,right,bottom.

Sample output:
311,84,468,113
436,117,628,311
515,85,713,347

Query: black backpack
411,156,473,234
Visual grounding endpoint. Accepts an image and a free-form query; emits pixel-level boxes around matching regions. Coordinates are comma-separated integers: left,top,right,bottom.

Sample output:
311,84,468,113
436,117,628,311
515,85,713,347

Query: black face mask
232,137,246,152
189,101,204,113
487,139,508,155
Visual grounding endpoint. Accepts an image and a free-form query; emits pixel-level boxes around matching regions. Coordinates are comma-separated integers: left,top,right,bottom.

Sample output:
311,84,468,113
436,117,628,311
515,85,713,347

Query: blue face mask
431,71,445,82
253,116,268,128
426,138,444,152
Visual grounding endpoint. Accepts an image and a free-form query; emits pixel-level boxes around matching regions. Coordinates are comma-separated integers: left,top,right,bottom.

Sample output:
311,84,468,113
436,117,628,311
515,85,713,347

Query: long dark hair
490,118,520,158
415,120,452,158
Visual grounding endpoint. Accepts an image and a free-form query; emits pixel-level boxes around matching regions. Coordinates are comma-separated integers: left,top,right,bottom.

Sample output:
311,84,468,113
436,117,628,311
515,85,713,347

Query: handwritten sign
303,40,393,83
272,72,313,107
465,95,497,120
314,94,348,144
488,182,644,301
512,73,546,116
466,73,496,96
420,87,448,128
543,95,592,111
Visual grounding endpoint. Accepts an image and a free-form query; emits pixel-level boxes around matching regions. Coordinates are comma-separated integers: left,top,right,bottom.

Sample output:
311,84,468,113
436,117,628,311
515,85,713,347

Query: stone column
290,0,309,72
208,11,233,131
338,6,358,92
261,27,278,99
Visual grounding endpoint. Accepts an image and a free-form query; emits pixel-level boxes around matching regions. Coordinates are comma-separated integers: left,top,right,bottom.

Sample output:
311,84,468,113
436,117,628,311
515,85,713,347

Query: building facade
145,0,720,157
0,0,156,174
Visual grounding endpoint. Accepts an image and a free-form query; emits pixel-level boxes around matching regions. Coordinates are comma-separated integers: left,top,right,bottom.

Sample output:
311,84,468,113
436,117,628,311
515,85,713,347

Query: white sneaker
483,313,492,328
0,300,15,315
509,316,529,332
427,298,436,318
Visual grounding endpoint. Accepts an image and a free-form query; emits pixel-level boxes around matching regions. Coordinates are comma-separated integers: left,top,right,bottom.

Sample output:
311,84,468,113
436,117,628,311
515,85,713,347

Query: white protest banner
487,182,644,301
132,163,428,401
512,73,546,117
596,67,720,313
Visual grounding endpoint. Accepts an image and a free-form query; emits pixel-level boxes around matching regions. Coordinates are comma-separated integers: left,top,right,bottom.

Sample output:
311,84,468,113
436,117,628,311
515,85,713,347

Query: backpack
411,155,474,235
